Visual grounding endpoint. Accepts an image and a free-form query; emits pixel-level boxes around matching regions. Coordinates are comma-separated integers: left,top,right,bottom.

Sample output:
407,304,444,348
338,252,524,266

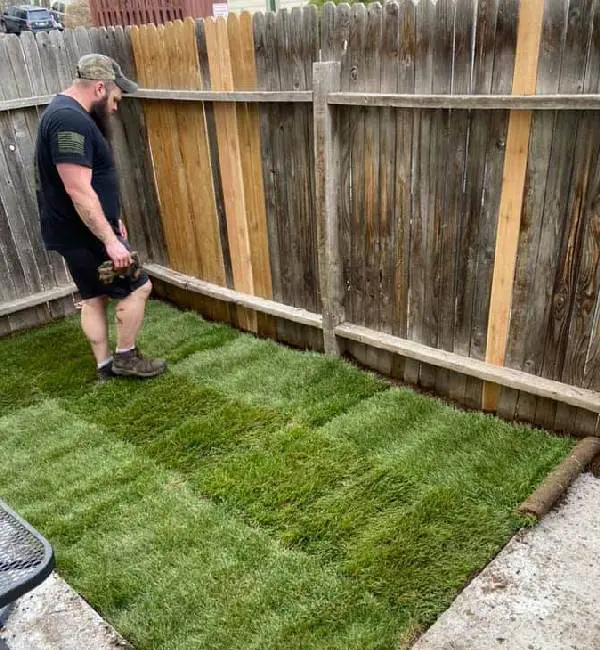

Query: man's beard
90,97,112,143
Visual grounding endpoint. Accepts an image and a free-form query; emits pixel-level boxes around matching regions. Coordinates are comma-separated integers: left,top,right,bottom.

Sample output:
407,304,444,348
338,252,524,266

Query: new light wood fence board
483,0,544,410
90,25,150,263
131,24,180,271
230,11,276,338
205,15,256,332
196,17,234,299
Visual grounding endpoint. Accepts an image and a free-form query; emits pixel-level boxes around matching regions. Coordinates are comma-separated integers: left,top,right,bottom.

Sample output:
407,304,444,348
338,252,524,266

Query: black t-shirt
35,95,120,250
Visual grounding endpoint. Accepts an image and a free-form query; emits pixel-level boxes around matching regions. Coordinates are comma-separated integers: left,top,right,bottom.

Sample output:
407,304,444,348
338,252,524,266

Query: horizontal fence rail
132,89,314,102
0,284,77,319
327,93,600,110
0,95,54,113
147,264,600,416
146,264,323,329
7,92,600,113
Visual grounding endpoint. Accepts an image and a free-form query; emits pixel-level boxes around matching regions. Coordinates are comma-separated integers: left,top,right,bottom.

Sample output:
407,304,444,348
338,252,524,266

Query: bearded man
35,54,166,381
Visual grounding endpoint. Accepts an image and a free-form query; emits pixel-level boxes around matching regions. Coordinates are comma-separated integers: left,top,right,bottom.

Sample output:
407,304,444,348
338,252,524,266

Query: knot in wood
590,214,600,239
554,291,568,315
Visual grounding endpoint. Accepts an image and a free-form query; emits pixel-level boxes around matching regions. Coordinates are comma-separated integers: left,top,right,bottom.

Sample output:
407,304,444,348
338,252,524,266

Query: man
35,53,166,381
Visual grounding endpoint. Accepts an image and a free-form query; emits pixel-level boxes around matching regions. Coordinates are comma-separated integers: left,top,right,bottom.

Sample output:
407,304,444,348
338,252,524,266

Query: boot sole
112,365,167,378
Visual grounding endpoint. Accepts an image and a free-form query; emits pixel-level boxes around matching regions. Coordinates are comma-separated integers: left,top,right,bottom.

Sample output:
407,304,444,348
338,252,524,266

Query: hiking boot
96,360,115,384
112,348,167,378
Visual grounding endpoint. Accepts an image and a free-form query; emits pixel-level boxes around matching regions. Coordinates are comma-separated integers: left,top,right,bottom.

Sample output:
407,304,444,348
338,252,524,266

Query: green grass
0,300,574,649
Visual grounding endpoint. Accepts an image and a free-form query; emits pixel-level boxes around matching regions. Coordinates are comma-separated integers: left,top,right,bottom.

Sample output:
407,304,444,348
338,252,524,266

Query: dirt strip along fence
2,0,600,437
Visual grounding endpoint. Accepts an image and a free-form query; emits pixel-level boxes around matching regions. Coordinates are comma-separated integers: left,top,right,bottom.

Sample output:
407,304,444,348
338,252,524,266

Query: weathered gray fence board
541,0,595,388
0,39,45,323
453,0,498,409
576,1,600,394
358,2,386,371
276,10,299,313
253,11,280,302
538,0,598,432
443,0,473,403
258,11,294,343
3,36,60,291
347,3,367,328
580,82,600,394
21,32,72,289
49,29,74,89
389,0,415,381
425,0,453,394
378,0,399,337
335,2,353,355
296,6,319,313
0,196,20,304
320,2,336,62
561,0,600,393
401,0,433,386
362,2,382,333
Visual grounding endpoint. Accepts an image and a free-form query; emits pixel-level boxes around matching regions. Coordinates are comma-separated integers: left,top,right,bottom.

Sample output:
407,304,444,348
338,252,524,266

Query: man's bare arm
57,163,131,269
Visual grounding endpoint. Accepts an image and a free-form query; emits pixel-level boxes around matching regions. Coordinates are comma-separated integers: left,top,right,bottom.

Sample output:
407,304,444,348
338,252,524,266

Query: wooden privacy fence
3,0,600,437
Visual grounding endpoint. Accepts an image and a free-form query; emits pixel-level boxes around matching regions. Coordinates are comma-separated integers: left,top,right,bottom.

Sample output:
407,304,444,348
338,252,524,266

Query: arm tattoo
72,197,115,245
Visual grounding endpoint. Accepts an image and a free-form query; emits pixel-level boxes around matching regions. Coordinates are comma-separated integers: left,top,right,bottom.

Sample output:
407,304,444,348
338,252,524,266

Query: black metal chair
0,499,54,610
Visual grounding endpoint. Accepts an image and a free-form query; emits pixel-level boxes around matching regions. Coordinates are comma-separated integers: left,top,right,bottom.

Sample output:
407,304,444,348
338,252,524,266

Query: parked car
0,5,58,35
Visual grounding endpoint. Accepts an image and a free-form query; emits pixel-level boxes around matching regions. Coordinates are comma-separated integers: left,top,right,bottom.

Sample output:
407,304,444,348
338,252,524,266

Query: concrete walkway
1,474,599,650
0,573,130,650
413,472,600,650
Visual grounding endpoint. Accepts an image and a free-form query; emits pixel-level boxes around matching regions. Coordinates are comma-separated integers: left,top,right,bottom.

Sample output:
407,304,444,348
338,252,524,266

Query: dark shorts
57,238,150,300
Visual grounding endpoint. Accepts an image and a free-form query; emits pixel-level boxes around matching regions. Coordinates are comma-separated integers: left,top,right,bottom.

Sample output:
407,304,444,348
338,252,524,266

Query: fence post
314,61,344,356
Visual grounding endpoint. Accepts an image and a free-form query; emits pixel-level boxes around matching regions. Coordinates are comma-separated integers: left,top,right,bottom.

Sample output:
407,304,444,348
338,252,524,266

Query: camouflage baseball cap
76,53,138,94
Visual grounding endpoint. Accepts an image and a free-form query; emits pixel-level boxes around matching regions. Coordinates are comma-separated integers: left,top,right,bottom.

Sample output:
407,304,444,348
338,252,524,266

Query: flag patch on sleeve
57,131,85,155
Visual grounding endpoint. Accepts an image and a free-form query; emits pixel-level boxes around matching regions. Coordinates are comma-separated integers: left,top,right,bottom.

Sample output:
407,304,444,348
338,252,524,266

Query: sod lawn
0,300,573,649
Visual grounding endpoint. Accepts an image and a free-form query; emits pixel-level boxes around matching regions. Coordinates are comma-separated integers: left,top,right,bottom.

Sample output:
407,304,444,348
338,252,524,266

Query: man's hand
106,238,132,270
98,252,141,285
119,219,128,241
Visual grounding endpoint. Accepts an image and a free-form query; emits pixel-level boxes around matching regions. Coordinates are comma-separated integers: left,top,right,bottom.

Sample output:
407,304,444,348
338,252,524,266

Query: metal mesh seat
0,499,54,609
